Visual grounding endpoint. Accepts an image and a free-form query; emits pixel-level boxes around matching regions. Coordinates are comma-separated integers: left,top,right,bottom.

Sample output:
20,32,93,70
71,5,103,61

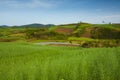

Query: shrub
0,38,18,42
91,27,120,39
68,37,120,47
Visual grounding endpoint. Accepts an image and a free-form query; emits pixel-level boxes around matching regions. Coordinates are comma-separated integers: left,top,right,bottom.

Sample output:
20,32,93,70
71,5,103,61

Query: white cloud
28,0,52,8
0,0,53,8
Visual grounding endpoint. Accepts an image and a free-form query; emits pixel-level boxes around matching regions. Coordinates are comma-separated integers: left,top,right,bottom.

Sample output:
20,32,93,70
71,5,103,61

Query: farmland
1,0,120,79
0,23,120,80
0,23,120,47
0,42,120,80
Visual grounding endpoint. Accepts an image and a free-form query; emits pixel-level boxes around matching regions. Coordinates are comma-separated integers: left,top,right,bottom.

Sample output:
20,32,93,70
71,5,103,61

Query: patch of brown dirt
80,28,92,38
55,27,74,35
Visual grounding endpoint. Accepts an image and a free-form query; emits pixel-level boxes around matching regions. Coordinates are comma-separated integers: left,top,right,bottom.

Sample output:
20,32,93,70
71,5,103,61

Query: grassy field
0,42,120,80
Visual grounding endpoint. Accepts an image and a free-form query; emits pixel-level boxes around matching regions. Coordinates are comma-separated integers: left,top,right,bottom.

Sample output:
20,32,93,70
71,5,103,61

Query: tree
102,21,105,24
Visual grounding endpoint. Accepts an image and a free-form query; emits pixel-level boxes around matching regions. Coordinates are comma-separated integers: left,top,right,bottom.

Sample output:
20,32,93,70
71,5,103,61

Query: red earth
55,27,74,35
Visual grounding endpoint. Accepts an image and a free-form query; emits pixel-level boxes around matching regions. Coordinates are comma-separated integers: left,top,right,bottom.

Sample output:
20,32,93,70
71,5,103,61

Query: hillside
50,23,120,39
0,22,120,43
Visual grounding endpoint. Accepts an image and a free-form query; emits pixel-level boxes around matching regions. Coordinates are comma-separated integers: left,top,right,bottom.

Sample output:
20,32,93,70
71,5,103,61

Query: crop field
0,42,120,80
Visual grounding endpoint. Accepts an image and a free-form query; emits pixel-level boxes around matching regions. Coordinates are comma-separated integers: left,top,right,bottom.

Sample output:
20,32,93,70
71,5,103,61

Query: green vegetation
0,22,120,46
68,37,120,47
25,28,67,40
68,37,94,41
0,28,26,41
94,24,120,29
0,42,120,80
0,23,120,80
91,27,120,39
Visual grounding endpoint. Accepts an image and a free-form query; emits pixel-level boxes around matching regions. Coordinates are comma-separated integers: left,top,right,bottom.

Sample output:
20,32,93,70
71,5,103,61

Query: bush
0,38,18,42
91,27,120,39
25,28,67,40
68,37,120,47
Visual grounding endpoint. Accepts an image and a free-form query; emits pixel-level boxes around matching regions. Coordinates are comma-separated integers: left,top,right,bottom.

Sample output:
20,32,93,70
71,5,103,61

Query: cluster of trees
91,27,120,39
25,28,67,40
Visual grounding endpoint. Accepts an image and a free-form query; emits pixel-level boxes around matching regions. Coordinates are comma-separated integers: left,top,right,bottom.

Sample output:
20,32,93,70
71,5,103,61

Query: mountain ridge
0,23,55,28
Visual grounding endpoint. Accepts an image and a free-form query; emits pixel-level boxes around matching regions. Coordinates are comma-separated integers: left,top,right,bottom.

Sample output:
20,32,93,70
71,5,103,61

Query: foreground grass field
0,42,120,80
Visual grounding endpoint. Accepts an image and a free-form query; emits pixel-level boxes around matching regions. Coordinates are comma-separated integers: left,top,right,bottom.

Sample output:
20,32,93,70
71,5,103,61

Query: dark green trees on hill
91,27,120,39
25,28,67,40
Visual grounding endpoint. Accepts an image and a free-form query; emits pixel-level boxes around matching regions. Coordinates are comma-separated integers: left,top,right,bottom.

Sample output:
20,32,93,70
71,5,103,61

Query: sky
0,0,120,26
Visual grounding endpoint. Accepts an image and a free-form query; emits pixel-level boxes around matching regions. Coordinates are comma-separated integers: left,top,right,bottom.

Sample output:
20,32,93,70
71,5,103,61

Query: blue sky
0,0,120,26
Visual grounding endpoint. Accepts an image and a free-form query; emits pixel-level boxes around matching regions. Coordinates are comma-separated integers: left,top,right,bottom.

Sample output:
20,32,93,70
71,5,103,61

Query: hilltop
49,22,120,39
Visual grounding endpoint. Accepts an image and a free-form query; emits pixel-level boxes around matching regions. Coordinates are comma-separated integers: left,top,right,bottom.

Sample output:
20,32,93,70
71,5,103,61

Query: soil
55,27,74,35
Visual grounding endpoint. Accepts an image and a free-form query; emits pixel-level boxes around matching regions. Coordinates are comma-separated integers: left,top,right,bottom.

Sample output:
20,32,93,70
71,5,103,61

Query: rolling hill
0,23,55,28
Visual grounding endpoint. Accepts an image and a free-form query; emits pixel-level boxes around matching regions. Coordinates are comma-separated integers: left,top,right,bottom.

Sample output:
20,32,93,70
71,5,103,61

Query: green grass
0,42,120,80
68,37,95,41
94,24,120,29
